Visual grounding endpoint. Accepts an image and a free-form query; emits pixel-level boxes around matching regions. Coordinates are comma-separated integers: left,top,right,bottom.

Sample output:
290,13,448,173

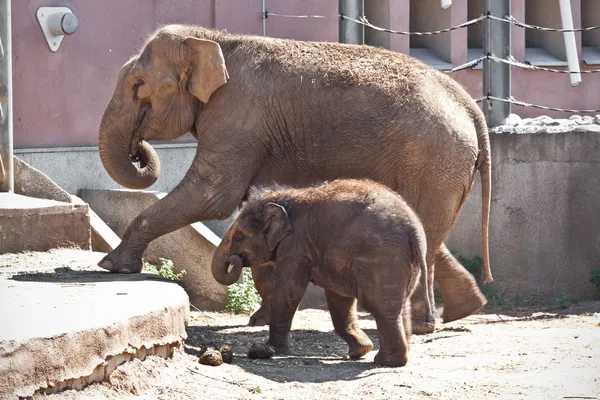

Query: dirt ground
42,302,599,400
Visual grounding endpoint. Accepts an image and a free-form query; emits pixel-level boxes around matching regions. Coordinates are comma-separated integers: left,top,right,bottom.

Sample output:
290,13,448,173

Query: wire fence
263,10,600,116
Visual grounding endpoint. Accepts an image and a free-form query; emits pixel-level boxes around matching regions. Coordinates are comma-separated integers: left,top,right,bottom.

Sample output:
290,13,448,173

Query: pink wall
12,0,600,148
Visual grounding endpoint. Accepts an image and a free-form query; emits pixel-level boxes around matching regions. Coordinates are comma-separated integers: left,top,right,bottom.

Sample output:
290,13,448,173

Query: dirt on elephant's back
45,304,600,400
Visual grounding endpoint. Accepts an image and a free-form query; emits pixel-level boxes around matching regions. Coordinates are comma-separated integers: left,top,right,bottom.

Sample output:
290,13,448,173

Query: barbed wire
489,55,600,74
264,12,340,19
486,96,600,114
340,14,486,36
488,15,600,33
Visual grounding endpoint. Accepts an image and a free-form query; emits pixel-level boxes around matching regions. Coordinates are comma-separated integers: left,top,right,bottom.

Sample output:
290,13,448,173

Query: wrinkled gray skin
211,180,432,367
97,24,492,334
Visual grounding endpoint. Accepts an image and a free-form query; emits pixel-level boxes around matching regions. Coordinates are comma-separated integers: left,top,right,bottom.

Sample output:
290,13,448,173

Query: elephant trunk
212,253,243,286
98,99,160,190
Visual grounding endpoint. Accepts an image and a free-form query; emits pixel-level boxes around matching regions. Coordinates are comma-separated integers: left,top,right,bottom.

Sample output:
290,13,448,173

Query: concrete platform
0,249,190,399
0,193,91,253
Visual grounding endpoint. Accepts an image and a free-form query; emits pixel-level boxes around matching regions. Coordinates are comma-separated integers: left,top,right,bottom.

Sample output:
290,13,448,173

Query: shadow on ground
184,322,388,383
9,266,178,284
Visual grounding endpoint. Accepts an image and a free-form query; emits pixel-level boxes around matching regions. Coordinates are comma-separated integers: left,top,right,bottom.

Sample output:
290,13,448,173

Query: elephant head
211,202,293,285
98,29,229,189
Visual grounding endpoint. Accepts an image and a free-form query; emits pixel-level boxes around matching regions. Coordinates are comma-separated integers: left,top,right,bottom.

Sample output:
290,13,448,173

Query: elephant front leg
248,266,272,326
265,270,309,354
99,163,249,274
435,243,487,322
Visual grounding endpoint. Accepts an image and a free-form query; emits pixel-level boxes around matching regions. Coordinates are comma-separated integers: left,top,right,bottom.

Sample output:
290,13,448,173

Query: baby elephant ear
264,202,293,252
184,38,229,103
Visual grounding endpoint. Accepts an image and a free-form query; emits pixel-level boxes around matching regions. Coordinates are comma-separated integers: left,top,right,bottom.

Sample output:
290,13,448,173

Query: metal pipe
0,0,13,192
559,0,581,87
262,0,266,36
339,0,364,45
483,0,511,127
441,0,452,9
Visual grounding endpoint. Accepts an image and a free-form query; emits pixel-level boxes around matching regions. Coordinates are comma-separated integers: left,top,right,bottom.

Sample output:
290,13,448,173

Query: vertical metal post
339,0,364,45
262,0,266,36
483,0,511,127
0,0,13,192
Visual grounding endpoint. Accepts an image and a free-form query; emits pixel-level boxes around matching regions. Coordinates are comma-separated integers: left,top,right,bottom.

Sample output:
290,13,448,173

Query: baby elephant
211,179,432,367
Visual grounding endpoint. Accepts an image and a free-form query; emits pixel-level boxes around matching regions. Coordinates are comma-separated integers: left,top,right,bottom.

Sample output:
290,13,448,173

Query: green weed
143,257,186,281
226,268,260,314
554,293,580,309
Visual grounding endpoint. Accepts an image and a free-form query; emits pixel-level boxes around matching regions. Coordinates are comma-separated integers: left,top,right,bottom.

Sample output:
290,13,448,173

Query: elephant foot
374,351,408,367
98,247,143,274
249,306,271,326
442,292,487,323
348,339,373,359
266,339,290,355
410,318,435,335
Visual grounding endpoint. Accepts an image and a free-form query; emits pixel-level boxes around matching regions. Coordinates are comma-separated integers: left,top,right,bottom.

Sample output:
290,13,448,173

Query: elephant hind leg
435,243,487,323
325,290,373,359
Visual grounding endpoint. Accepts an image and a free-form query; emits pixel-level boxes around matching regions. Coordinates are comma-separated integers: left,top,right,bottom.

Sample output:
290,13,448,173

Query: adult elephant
98,24,492,334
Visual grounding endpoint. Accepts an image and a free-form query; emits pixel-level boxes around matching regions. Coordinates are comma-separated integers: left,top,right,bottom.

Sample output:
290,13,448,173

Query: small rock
594,114,600,124
577,115,594,125
504,113,522,126
520,118,534,126
220,345,233,364
248,343,274,359
568,115,582,120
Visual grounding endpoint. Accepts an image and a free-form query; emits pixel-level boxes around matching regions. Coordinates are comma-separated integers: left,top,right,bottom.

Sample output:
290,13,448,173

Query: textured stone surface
492,114,600,135
13,156,72,203
79,189,230,311
0,249,189,399
0,193,91,253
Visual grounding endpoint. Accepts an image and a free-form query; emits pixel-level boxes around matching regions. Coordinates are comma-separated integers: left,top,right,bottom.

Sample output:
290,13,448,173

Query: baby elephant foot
348,341,373,359
374,351,408,367
265,339,290,355
98,246,143,274
411,318,435,335
248,307,271,326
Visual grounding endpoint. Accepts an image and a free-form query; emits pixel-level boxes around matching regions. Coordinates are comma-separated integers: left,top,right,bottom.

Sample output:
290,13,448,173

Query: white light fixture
36,7,78,53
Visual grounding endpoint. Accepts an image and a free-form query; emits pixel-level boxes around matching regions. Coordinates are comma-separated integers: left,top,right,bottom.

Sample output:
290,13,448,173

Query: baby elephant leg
372,307,410,367
266,272,310,354
325,290,373,359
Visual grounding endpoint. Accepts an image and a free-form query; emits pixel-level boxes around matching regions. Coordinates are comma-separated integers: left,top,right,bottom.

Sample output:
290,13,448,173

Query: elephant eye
135,78,145,86
232,231,244,243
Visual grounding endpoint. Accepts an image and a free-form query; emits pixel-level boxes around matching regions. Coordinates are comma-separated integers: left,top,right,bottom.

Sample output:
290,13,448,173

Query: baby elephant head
211,202,293,285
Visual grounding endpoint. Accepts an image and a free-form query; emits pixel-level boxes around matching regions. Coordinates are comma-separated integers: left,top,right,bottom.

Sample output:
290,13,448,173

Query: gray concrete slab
0,249,190,399
0,193,91,253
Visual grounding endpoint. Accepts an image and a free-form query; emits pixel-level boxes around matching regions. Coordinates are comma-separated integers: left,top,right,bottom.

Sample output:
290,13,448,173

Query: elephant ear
263,202,293,252
184,38,229,103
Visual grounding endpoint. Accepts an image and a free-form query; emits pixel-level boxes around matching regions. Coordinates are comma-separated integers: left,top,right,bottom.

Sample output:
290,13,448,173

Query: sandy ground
41,302,600,400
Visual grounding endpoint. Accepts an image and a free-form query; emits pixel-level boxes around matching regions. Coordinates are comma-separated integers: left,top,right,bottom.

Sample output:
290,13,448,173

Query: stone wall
446,121,600,303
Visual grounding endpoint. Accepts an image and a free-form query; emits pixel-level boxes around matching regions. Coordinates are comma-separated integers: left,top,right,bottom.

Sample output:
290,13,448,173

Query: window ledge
582,47,600,65
467,48,484,70
525,48,568,66
410,48,453,70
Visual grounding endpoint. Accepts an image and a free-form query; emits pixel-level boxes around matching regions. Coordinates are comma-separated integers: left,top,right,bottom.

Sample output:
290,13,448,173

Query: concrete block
71,195,121,253
79,189,228,310
13,156,72,203
446,131,600,303
0,193,91,253
0,249,189,399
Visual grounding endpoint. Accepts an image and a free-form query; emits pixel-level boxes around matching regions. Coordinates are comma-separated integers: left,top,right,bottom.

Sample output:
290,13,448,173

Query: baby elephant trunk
212,254,243,286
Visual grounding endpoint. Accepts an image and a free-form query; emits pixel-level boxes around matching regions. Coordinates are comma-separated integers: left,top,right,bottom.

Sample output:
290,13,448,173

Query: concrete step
0,249,189,399
0,193,91,253
79,189,232,311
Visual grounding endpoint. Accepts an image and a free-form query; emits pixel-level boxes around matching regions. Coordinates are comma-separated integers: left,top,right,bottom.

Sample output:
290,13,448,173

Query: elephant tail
411,228,432,324
473,111,493,284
